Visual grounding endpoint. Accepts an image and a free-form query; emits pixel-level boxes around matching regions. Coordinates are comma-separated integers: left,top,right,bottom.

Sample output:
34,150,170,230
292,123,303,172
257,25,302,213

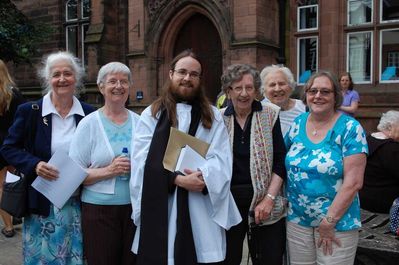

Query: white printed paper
175,145,206,175
5,171,20,183
32,149,88,209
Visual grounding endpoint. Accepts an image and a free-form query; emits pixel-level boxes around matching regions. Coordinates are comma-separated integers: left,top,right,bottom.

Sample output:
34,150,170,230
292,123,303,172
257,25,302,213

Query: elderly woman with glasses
284,71,368,265
69,62,139,265
220,64,287,265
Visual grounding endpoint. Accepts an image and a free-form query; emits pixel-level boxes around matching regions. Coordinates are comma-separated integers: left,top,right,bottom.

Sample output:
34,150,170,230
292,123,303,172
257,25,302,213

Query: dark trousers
82,202,137,265
225,187,286,265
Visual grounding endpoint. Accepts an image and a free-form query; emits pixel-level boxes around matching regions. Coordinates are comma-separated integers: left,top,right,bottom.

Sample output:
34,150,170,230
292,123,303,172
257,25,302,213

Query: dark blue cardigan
0,98,95,217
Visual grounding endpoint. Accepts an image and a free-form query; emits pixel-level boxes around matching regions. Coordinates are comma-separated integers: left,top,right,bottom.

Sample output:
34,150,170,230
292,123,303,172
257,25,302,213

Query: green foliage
0,0,53,64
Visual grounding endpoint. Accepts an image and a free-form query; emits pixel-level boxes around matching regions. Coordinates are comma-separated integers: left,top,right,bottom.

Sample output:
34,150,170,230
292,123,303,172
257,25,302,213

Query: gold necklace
309,113,335,136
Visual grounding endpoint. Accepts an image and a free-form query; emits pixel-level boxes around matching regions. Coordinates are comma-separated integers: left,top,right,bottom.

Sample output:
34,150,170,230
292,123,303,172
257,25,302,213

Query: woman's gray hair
220,64,261,94
97,62,132,85
38,51,85,94
301,71,343,110
377,110,399,132
259,64,296,95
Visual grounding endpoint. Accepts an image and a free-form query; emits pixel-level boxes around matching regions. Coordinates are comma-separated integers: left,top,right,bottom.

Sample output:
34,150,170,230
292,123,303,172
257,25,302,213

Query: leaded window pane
298,5,318,30
380,29,399,82
382,0,399,22
66,0,78,21
82,0,90,18
348,32,372,82
348,0,372,25
298,37,318,84
66,25,78,55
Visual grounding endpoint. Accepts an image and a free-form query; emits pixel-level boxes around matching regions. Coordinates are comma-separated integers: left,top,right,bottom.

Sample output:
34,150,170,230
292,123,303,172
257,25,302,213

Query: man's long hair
151,50,214,129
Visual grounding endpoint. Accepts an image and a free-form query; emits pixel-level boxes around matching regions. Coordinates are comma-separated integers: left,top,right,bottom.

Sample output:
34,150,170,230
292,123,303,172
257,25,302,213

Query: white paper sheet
175,145,206,175
5,171,21,183
32,149,88,209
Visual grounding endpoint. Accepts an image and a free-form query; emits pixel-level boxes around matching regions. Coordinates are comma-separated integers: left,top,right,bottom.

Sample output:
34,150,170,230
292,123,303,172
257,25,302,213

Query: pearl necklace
309,113,335,136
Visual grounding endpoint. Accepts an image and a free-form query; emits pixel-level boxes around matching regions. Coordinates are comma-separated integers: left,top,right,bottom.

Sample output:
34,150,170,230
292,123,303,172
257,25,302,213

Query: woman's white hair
97,62,132,85
259,64,296,95
377,110,399,132
38,51,85,95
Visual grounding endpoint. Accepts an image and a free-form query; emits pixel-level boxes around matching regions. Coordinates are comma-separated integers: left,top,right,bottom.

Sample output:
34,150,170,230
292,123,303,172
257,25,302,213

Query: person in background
0,51,94,264
360,110,399,213
130,50,241,265
216,90,228,109
260,65,306,136
220,64,287,265
285,71,368,265
69,62,139,265
0,59,25,238
338,72,359,116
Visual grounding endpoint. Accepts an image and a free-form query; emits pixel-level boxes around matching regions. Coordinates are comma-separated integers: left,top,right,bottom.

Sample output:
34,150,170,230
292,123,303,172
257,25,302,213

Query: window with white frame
297,1,318,31
348,0,372,26
388,51,399,67
298,37,318,84
65,0,90,66
347,32,372,83
381,0,399,22
380,29,399,82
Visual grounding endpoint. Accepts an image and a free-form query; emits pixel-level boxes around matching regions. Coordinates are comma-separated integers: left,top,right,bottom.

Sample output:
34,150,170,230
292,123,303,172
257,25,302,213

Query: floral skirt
22,197,84,265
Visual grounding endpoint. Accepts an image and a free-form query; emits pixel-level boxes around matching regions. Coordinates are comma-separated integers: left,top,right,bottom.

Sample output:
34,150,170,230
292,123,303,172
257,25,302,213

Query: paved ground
0,220,22,265
0,219,251,265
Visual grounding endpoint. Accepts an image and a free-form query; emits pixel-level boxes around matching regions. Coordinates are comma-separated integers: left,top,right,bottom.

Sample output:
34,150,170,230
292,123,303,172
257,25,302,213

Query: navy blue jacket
0,98,95,217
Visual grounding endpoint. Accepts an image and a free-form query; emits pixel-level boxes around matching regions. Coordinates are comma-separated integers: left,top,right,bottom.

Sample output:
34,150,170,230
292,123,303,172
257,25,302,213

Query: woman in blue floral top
285,71,368,265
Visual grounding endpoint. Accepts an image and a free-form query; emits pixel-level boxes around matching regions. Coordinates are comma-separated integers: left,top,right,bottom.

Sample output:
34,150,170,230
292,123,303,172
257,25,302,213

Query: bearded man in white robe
130,50,241,265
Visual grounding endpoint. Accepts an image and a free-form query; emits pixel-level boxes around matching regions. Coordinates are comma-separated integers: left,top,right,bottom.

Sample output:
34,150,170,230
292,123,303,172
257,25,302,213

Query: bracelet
266,193,276,201
324,215,337,224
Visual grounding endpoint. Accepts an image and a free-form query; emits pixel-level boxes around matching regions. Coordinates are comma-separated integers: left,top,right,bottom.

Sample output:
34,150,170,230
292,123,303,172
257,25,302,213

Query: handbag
1,171,28,218
0,102,39,217
389,197,399,235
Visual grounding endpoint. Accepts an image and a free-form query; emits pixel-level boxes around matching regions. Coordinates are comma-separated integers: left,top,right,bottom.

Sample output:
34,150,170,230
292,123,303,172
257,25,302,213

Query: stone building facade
9,0,399,132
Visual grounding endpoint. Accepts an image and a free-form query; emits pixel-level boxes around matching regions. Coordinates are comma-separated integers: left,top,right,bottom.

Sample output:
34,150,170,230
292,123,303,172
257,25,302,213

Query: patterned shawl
223,102,287,225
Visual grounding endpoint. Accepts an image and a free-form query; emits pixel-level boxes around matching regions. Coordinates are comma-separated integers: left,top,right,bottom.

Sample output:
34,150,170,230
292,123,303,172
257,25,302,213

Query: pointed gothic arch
146,2,229,103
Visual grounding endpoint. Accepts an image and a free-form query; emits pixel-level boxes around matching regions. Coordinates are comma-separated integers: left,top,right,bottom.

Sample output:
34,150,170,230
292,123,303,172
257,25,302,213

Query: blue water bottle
119,147,130,180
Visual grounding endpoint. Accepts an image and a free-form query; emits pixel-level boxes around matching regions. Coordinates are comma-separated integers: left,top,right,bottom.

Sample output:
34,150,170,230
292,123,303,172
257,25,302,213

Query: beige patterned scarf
223,102,287,225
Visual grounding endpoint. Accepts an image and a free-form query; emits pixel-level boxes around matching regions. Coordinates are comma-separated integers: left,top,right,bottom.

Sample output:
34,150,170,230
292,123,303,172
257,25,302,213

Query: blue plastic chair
299,70,311,83
381,66,396,81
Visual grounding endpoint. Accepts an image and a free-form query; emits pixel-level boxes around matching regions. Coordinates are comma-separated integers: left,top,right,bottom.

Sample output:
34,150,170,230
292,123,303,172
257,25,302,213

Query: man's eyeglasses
230,86,255,94
173,69,201,80
306,88,334,96
105,79,130,87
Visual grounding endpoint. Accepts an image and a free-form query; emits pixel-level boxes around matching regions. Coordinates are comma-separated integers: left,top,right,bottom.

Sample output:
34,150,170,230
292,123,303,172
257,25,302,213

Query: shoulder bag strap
24,102,40,152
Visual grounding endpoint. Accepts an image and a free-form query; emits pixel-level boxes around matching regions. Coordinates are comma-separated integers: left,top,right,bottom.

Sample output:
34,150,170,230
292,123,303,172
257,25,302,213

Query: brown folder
163,127,210,172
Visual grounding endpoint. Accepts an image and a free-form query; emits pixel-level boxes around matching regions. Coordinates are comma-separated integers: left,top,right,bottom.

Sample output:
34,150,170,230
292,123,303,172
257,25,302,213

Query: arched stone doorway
151,3,228,104
172,14,223,103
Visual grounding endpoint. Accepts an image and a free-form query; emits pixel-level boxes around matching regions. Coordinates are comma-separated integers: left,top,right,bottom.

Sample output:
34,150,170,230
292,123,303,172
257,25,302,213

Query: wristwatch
325,215,337,224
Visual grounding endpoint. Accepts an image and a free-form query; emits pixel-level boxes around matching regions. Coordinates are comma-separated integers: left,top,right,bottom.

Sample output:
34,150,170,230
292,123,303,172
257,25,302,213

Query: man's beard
170,80,200,102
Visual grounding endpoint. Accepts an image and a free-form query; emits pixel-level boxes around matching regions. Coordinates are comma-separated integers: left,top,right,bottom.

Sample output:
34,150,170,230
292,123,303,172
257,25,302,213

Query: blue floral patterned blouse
284,112,368,231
